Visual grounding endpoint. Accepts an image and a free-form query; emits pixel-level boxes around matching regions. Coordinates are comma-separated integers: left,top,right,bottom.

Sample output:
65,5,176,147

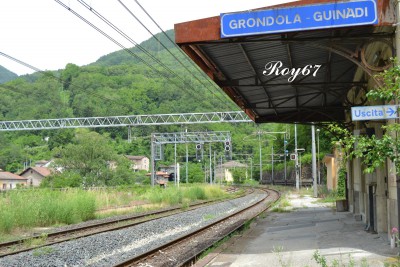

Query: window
9,184,12,189
2,184,5,190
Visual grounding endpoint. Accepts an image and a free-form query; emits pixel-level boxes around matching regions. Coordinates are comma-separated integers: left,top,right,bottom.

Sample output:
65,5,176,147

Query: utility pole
185,142,188,183
214,151,216,184
185,128,188,184
317,128,320,184
174,138,177,187
271,143,274,185
151,134,155,186
258,130,263,182
209,143,212,184
312,124,318,197
284,136,288,185
295,124,299,190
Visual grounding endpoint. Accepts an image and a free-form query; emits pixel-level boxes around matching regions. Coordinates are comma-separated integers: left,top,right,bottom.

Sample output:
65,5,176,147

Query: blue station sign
351,105,399,121
220,0,377,38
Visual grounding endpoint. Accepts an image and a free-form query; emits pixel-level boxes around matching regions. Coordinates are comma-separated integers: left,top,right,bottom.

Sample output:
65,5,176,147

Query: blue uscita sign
220,0,377,38
351,105,399,121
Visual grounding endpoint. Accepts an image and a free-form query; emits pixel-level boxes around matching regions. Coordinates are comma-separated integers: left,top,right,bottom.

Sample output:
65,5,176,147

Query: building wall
132,158,149,171
344,38,394,234
1,179,27,190
20,171,44,187
325,158,335,190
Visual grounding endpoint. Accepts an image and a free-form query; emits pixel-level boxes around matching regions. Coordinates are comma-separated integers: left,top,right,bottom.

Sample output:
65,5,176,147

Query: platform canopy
175,0,395,123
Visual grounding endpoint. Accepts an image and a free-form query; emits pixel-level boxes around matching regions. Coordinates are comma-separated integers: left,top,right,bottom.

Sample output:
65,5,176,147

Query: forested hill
0,29,323,175
94,30,177,66
0,29,235,122
0,65,18,84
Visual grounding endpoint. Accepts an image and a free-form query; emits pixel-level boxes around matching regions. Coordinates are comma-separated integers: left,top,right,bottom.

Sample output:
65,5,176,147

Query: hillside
0,65,18,84
0,30,328,184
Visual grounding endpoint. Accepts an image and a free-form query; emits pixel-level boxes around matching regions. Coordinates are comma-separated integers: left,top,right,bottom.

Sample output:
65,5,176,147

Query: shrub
337,168,346,199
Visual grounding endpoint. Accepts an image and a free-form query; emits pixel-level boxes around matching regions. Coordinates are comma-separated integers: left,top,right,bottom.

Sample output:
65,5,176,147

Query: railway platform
198,192,398,267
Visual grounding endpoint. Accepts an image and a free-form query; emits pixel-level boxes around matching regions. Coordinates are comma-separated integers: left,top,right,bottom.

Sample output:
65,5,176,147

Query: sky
0,0,297,76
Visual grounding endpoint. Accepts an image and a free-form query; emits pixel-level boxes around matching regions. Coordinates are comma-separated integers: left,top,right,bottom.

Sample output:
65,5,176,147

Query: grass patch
0,184,231,237
203,214,217,221
32,246,54,257
271,194,292,213
315,188,345,203
139,184,228,206
23,233,48,247
0,189,96,235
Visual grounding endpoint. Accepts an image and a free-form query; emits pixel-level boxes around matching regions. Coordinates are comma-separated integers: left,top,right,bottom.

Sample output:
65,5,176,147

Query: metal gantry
0,111,251,131
150,131,231,186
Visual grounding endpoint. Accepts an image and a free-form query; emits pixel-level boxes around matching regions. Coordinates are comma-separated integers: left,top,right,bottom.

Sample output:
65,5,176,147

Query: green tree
55,131,124,186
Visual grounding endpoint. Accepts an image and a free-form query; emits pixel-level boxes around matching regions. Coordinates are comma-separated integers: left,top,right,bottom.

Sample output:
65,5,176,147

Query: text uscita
262,61,321,82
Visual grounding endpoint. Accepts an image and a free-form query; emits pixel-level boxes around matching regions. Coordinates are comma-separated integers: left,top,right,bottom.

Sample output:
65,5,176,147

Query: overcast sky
0,0,296,76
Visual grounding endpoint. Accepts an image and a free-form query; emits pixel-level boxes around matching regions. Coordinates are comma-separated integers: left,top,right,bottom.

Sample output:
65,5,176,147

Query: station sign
351,105,399,121
220,0,377,38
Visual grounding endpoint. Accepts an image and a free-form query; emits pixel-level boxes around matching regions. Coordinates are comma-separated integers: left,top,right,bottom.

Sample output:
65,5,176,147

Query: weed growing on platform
385,228,400,267
272,246,292,267
271,195,291,213
312,250,368,267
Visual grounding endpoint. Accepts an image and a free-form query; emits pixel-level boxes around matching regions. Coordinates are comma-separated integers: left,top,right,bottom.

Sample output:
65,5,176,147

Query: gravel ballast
0,191,266,267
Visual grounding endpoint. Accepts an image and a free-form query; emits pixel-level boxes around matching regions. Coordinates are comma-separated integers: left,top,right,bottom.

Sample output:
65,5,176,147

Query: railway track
0,186,248,257
113,188,280,267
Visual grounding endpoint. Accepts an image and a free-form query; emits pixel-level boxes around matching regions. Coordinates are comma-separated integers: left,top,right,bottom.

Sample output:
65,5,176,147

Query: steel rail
113,188,280,267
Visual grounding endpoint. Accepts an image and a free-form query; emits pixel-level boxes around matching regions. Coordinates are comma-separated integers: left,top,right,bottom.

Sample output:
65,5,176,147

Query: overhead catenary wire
132,0,238,110
116,0,237,111
0,51,126,109
56,0,226,113
76,0,184,91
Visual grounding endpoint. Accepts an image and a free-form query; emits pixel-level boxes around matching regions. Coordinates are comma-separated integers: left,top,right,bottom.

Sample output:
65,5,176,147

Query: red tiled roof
20,167,52,177
0,172,27,180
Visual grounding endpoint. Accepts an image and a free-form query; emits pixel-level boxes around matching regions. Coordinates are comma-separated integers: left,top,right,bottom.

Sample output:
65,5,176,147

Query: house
0,172,27,190
125,156,149,171
215,161,248,183
20,167,52,187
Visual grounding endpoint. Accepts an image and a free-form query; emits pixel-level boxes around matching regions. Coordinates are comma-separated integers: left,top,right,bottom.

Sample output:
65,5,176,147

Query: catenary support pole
295,124,299,190
312,124,318,197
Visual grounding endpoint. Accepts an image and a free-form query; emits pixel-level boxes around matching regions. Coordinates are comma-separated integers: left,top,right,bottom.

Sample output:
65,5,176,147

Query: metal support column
271,143,274,185
174,139,177,186
295,124,299,190
209,143,212,184
151,134,155,186
128,126,132,143
185,142,188,183
312,124,318,197
258,130,263,182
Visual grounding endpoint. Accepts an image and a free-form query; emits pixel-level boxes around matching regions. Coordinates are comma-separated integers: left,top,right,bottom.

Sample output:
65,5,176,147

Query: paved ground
202,192,399,267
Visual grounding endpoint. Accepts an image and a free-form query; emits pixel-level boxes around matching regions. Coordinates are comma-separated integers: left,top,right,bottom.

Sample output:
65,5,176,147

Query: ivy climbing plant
328,58,400,175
